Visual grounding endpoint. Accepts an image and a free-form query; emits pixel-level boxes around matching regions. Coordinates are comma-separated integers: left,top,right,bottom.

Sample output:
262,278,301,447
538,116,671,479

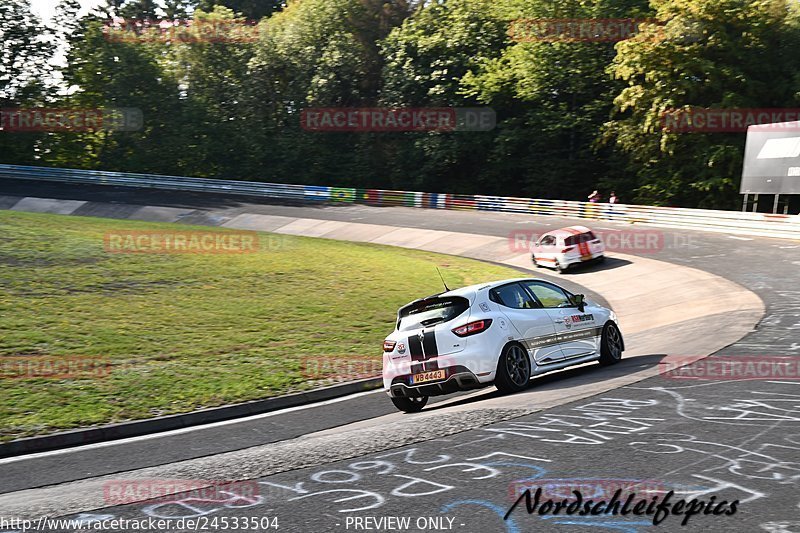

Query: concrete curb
0,378,382,459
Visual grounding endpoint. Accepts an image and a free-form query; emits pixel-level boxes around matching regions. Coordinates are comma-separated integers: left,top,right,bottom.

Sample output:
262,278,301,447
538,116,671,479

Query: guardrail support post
742,193,748,212
753,193,759,212
773,194,780,214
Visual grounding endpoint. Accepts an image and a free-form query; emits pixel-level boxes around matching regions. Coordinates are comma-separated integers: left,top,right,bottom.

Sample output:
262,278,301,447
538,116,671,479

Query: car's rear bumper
564,252,604,265
532,252,604,267
387,366,489,398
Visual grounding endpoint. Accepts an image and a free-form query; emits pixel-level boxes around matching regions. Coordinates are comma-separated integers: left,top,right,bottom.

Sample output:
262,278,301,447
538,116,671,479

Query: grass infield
0,210,522,441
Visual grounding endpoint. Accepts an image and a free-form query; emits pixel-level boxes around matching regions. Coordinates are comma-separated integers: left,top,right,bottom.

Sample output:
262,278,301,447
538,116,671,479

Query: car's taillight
452,319,493,337
561,247,575,253
383,340,396,352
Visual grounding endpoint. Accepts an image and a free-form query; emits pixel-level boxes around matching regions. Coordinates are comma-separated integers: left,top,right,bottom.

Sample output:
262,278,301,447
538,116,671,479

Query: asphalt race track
1,178,799,533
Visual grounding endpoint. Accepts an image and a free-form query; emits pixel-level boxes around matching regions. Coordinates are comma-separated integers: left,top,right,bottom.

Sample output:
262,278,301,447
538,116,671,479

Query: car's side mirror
572,294,586,312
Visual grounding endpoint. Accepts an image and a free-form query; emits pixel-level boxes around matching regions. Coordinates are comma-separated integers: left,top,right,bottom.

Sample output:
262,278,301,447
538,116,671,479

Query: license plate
410,370,446,384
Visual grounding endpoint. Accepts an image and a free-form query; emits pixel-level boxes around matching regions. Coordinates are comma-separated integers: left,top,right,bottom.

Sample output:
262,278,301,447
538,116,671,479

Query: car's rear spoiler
396,295,470,330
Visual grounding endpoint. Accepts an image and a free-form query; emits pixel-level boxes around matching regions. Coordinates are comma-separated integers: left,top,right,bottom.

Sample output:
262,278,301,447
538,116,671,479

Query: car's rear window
565,231,597,246
397,296,469,331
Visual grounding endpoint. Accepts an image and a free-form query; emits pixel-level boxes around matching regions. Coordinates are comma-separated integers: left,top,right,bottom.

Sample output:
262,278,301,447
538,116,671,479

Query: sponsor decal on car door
520,280,600,359
547,310,602,359
501,307,565,365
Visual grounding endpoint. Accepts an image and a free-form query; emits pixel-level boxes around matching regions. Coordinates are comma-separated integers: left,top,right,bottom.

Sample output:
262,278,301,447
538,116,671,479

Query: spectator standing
606,191,622,221
588,190,601,203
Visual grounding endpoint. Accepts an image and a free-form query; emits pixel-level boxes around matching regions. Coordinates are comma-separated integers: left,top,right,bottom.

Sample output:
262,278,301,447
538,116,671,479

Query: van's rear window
398,297,469,331
565,232,597,246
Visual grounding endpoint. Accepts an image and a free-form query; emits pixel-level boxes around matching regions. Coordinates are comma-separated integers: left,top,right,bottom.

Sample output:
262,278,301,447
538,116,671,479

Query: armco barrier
1,164,798,239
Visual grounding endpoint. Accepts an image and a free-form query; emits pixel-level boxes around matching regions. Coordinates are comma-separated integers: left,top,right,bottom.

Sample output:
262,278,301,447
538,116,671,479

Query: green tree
0,0,54,164
118,0,160,20
246,0,412,185
47,12,183,172
377,0,509,192
196,0,284,20
459,0,651,200
603,0,800,208
163,6,259,178
163,0,194,19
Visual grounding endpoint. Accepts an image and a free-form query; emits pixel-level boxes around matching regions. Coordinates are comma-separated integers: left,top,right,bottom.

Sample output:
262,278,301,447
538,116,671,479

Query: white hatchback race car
382,278,623,412
531,225,605,272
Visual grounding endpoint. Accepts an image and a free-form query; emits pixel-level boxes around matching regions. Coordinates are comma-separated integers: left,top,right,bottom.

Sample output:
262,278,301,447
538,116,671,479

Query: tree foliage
3,0,800,208
603,0,800,207
0,0,54,164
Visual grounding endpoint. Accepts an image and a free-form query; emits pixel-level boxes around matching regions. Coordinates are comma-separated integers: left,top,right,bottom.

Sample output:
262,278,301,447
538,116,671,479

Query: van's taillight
561,247,575,253
452,319,493,337
383,340,396,352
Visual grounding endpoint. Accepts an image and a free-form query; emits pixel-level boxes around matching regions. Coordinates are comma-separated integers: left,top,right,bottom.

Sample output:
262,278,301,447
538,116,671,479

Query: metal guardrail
1,164,798,239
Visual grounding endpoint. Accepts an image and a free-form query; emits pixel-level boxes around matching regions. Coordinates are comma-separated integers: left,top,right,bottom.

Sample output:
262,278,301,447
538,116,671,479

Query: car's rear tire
598,322,623,366
555,260,566,273
391,395,428,413
495,343,531,394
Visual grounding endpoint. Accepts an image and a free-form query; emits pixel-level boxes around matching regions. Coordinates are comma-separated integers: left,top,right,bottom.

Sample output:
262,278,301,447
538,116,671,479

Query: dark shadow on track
550,256,633,274
418,354,669,412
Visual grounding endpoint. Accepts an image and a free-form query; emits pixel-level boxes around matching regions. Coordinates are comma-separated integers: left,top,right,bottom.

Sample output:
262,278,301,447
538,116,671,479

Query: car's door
532,234,558,266
489,282,565,365
521,280,601,359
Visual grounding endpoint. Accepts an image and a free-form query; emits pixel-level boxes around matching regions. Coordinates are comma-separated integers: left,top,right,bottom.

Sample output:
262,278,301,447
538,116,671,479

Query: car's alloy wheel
598,322,623,365
555,260,566,273
495,344,531,393
391,395,428,413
